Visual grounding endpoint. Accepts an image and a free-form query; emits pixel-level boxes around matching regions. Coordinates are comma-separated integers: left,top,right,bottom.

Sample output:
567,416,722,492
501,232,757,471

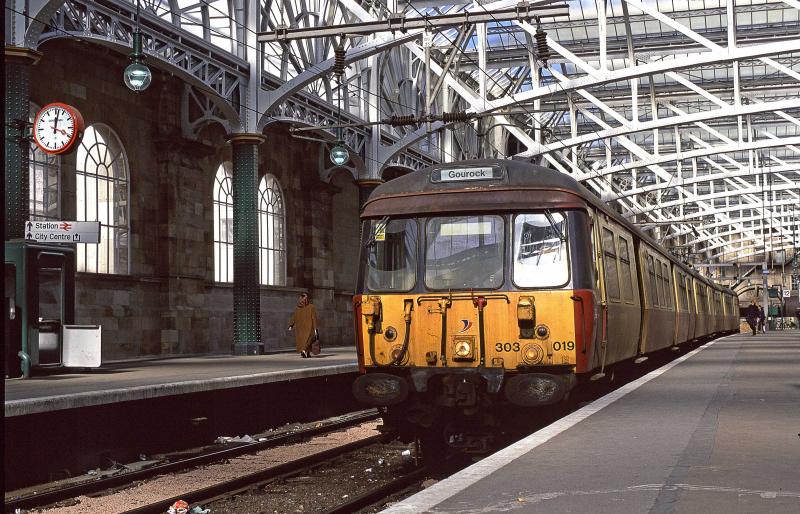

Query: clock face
33,103,85,155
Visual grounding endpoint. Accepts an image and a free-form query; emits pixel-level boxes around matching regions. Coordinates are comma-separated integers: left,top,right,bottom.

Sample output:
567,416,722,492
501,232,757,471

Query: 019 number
495,342,520,352
552,341,575,351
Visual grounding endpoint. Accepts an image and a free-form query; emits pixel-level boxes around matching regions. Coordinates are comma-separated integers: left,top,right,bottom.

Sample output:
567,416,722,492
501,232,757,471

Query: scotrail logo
458,319,473,333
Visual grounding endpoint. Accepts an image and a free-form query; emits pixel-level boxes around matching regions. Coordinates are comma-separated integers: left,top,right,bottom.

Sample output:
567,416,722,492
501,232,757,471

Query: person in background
745,300,759,336
757,304,767,333
288,293,318,358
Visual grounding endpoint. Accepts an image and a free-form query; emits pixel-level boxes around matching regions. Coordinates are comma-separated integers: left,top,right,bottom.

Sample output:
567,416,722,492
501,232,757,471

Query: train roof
363,159,735,296
369,159,584,198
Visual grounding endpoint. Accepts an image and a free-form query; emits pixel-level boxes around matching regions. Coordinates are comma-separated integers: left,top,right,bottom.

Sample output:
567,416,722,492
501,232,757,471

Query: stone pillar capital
355,178,383,187
4,46,43,65
227,133,266,146
356,179,383,209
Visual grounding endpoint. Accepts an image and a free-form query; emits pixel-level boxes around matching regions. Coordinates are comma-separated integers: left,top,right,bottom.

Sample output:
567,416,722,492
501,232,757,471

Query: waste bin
38,319,61,365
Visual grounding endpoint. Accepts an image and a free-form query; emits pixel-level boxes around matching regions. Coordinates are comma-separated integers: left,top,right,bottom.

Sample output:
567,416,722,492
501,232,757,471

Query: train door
662,261,677,347
685,275,697,340
676,270,693,344
694,281,707,337
597,221,639,366
638,248,655,356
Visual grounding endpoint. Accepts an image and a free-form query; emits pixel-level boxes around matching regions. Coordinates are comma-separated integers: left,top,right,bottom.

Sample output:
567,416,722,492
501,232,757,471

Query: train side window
654,258,665,307
662,262,673,308
617,237,633,303
601,228,620,301
647,255,659,306
678,274,688,310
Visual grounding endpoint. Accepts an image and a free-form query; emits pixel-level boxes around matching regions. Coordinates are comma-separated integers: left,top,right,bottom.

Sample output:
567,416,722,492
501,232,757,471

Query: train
351,159,739,454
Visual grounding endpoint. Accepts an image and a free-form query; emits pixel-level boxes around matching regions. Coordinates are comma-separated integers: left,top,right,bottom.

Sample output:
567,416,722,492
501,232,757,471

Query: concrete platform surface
5,347,358,417
385,331,800,514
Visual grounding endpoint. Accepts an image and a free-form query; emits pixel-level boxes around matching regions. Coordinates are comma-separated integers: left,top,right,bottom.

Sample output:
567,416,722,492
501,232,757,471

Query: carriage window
425,215,504,290
654,260,665,306
512,213,569,288
365,219,417,292
662,262,672,308
647,255,659,306
678,274,688,310
601,228,620,300
617,237,633,302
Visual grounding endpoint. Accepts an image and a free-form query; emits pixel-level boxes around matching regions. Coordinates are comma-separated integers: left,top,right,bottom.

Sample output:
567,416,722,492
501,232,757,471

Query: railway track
319,464,434,514
5,410,380,513
123,432,394,514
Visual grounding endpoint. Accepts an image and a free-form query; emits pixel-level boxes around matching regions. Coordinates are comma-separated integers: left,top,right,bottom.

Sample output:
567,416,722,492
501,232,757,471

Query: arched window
213,163,234,282
258,174,286,286
29,103,60,220
76,124,129,274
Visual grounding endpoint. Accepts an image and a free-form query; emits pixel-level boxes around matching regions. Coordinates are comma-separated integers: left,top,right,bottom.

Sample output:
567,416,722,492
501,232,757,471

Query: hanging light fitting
124,0,152,92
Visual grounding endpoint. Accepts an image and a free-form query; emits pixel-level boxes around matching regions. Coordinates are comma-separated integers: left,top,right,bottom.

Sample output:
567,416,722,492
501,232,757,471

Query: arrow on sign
27,222,32,231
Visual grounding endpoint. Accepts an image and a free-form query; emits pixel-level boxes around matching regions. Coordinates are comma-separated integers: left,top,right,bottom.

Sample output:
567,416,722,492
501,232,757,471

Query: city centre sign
25,220,100,244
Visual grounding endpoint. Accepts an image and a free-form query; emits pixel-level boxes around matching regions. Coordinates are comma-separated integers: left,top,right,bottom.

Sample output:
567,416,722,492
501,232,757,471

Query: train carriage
352,160,738,453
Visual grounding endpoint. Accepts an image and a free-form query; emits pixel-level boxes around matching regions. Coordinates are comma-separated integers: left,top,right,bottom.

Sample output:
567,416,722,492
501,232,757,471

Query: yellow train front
352,160,595,453
352,159,739,454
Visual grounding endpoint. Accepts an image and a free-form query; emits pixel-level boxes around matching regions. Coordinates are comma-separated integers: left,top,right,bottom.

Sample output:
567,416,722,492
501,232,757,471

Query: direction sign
24,220,100,244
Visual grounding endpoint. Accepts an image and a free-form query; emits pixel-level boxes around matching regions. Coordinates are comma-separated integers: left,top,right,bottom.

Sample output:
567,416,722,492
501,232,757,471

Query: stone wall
29,39,359,361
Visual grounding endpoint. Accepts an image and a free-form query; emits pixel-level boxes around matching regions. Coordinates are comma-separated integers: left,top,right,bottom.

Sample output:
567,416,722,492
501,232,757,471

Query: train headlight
352,373,409,406
452,337,474,361
522,344,544,365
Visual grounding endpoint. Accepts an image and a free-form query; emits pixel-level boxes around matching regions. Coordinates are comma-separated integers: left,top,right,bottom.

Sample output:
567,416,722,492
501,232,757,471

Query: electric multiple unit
352,160,739,454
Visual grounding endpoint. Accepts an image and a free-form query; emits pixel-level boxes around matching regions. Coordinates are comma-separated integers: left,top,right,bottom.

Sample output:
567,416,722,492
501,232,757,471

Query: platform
5,347,358,417
385,331,800,513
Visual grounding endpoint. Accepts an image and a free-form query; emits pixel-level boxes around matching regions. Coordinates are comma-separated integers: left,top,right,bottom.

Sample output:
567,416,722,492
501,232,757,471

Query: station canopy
70,0,800,266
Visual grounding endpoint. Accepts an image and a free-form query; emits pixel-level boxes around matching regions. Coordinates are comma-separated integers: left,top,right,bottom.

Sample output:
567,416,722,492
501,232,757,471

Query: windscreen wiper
544,210,566,242
363,216,390,247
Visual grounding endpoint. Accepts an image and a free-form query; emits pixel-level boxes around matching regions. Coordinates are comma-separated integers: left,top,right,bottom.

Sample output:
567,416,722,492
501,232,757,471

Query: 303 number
495,342,520,352
552,341,575,351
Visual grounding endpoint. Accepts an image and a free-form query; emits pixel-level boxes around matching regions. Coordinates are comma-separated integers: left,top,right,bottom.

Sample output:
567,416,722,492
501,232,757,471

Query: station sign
25,220,100,244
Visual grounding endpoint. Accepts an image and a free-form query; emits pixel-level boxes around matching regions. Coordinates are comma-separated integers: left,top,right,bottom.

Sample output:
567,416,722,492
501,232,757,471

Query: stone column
356,179,382,210
5,47,41,241
229,133,265,355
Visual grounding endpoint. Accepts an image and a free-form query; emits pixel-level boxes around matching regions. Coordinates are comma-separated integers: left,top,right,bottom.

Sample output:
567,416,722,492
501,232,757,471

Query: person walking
757,304,767,333
288,293,318,358
745,300,759,336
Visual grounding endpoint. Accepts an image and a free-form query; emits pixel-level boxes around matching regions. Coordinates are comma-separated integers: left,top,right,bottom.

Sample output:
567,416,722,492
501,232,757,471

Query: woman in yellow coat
288,293,318,357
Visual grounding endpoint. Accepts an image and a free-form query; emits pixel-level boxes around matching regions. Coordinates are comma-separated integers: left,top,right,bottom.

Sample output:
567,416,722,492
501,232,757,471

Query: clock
33,102,85,155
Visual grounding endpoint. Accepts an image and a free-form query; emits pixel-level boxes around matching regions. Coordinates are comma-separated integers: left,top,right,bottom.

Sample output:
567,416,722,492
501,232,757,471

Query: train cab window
365,218,417,292
617,237,633,302
647,255,659,307
601,228,620,301
425,215,504,290
512,212,569,288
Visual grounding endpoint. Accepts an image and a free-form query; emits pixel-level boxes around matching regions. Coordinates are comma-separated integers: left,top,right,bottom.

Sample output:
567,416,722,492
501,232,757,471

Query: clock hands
52,109,61,134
